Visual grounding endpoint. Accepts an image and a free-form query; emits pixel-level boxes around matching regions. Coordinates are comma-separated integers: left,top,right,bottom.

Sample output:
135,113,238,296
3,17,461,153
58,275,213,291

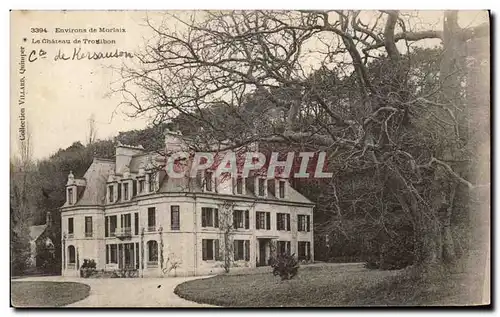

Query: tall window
278,180,286,198
235,177,243,194
123,183,129,200
121,214,132,233
277,213,290,231
256,211,270,230
277,241,291,255
147,240,158,262
202,239,220,261
258,178,265,196
106,244,118,264
298,215,311,232
205,171,213,192
110,244,117,263
68,245,75,264
148,207,156,231
109,215,117,236
85,216,93,237
298,241,311,261
108,185,114,203
171,205,180,230
68,217,74,234
201,207,218,228
233,240,250,261
233,210,249,229
67,188,74,205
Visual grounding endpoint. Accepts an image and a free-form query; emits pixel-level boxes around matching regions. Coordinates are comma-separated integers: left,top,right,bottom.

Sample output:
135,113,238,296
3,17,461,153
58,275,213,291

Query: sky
10,10,489,160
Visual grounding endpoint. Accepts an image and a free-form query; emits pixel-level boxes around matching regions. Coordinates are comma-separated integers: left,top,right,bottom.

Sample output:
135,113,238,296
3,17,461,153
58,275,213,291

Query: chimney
164,129,185,154
115,142,145,174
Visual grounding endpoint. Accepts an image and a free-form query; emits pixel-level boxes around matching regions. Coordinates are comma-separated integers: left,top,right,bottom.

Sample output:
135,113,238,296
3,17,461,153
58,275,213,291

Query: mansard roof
62,153,313,208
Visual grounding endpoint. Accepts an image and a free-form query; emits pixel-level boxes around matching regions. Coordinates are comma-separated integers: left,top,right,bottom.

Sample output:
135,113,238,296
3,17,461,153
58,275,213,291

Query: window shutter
106,245,109,264
307,215,311,232
214,209,219,228
214,239,220,260
286,214,291,231
201,209,206,227
256,213,260,230
120,214,124,228
202,240,207,260
233,211,238,229
277,213,281,230
233,240,238,260
307,242,311,260
105,217,109,237
244,240,250,261
266,212,271,230
287,241,291,254
245,210,249,229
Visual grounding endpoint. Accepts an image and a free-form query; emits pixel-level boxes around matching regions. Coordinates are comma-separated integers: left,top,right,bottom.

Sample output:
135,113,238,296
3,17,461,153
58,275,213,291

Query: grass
11,281,91,307
175,263,486,307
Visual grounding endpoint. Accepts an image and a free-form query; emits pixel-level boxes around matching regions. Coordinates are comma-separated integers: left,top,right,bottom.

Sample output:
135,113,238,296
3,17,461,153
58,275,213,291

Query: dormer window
278,180,286,199
257,178,266,197
147,172,157,193
138,179,145,194
204,171,213,192
108,185,114,203
123,183,129,200
235,177,244,195
67,188,74,205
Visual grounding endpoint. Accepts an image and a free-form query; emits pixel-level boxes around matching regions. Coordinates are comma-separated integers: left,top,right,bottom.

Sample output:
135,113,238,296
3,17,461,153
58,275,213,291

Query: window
147,240,158,262
278,180,286,198
110,244,117,263
298,241,311,261
298,215,311,232
148,172,156,192
205,171,213,192
123,183,129,200
201,207,219,228
134,213,139,235
68,245,75,263
233,210,249,229
148,207,156,231
108,185,114,203
67,188,73,205
139,179,145,193
109,215,117,236
68,218,74,234
233,240,250,261
121,214,132,233
277,241,291,255
106,244,119,264
256,211,271,230
235,177,243,194
85,216,93,237
202,239,220,261
277,213,290,231
258,178,265,196
171,205,180,230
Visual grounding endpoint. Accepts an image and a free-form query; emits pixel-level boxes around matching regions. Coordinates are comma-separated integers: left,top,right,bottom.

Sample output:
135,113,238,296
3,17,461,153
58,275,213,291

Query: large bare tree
116,10,489,270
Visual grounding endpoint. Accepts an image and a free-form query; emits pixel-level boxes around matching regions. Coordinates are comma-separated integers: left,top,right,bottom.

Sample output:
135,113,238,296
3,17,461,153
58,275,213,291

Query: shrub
80,259,97,278
271,253,299,280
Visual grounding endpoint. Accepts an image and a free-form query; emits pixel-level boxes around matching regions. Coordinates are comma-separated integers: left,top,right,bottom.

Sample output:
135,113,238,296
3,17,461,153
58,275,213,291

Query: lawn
174,263,485,307
11,281,90,307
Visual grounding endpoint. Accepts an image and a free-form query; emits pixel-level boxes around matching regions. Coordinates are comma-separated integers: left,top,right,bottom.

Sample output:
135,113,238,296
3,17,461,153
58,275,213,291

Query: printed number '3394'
30,28,48,33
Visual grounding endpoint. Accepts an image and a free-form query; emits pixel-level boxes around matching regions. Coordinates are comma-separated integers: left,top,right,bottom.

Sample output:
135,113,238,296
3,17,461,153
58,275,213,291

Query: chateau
60,131,314,277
